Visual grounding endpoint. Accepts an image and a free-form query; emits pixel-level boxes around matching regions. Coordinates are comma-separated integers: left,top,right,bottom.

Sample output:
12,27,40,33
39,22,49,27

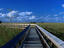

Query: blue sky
0,0,64,22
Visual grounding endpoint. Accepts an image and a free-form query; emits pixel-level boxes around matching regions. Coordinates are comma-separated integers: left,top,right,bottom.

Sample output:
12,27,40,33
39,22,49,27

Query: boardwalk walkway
1,24,64,48
23,27,43,48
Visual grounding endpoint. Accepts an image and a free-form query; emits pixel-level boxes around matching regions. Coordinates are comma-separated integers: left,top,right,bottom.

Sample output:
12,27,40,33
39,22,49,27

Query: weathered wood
36,24,64,48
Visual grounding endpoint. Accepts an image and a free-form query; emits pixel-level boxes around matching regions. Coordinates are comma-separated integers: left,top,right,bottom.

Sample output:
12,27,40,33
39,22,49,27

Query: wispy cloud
54,14,58,16
59,12,64,15
62,4,64,8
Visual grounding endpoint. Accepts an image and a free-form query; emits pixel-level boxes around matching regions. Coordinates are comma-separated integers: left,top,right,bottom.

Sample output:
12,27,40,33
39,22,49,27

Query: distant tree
0,21,2,23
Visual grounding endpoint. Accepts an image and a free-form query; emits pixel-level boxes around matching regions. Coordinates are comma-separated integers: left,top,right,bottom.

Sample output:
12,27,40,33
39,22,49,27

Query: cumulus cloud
7,10,18,18
29,16,36,19
0,9,34,22
0,13,6,17
0,10,62,23
25,12,32,15
19,12,32,16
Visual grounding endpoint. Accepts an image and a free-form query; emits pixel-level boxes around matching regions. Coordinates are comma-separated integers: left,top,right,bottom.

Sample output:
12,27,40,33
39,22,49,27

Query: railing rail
1,25,30,48
36,24,64,48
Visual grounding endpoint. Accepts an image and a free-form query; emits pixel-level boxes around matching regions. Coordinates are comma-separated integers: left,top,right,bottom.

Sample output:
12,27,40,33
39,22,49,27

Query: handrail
36,24,64,48
1,25,30,48
35,27,50,48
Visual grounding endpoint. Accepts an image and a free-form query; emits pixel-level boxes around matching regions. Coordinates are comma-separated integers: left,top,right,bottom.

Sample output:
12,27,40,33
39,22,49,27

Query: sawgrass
0,25,22,47
37,23,64,41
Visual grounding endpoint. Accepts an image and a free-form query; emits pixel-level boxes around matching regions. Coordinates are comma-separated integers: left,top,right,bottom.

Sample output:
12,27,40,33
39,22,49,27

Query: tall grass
0,25,22,46
37,23,64,41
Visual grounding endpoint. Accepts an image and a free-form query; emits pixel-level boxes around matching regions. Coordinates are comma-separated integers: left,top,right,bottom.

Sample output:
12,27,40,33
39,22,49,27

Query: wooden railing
35,24,64,48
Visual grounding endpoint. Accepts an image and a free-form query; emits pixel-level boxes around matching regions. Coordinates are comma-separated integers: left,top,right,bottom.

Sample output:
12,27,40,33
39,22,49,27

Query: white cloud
19,12,32,16
0,9,35,22
25,12,32,15
7,10,18,17
2,14,6,16
0,13,6,17
19,12,25,16
29,16,36,19
62,4,64,8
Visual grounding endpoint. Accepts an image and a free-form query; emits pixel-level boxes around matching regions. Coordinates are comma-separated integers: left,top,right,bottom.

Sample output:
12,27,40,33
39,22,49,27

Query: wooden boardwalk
1,24,64,48
23,27,43,48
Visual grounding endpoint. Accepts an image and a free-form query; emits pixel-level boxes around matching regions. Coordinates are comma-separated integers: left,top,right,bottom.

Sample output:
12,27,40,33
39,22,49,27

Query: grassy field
0,24,22,46
37,23,64,41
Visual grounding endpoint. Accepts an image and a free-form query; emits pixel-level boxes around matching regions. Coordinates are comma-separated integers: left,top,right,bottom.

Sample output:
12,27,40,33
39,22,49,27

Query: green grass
37,23,64,41
0,25,22,46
